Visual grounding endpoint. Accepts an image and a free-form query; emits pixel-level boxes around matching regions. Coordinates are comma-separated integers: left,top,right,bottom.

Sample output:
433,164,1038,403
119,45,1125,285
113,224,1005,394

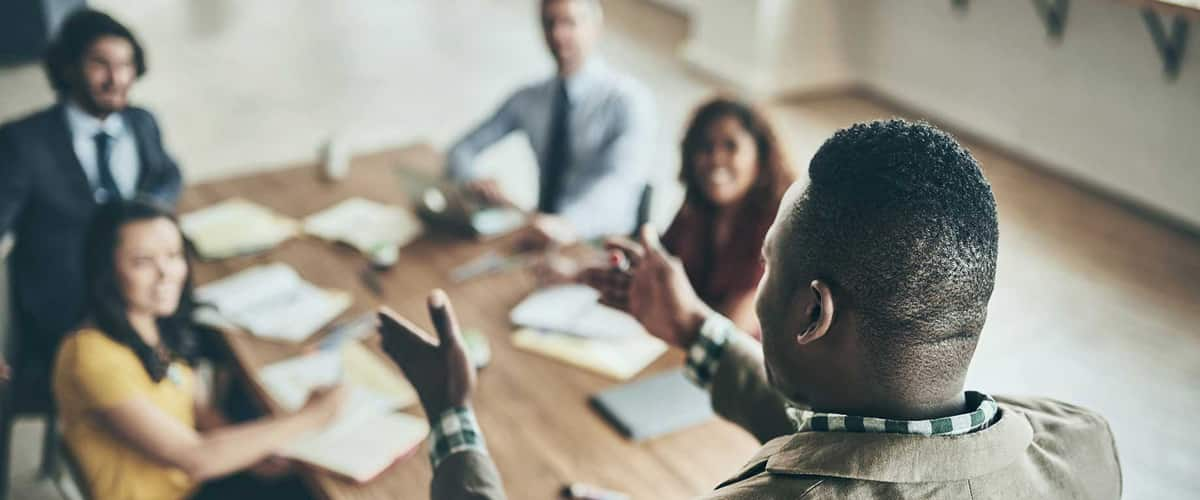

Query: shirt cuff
684,314,734,390
429,405,488,469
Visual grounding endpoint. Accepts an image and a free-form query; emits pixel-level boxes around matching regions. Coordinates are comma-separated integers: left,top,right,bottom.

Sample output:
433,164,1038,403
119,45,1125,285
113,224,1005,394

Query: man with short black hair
380,120,1121,499
446,0,655,244
0,8,182,400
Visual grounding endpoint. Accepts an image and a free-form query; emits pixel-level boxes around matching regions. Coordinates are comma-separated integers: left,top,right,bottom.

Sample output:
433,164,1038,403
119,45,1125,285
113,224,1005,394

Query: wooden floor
1,0,1197,498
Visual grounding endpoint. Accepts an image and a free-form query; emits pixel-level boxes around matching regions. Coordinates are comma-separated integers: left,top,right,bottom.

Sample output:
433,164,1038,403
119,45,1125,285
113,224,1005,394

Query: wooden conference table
179,144,760,500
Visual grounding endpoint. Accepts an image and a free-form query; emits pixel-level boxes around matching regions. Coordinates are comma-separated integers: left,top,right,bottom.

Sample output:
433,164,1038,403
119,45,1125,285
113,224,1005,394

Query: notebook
590,368,714,441
194,263,352,343
179,198,300,259
510,285,644,339
510,328,666,381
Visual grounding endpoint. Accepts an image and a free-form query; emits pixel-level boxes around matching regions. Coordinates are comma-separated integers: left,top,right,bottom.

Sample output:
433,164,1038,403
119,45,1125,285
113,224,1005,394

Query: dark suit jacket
431,332,1123,500
0,103,182,363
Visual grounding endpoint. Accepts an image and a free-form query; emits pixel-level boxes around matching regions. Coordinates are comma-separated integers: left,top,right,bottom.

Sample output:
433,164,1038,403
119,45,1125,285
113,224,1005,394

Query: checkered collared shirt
683,313,1000,437
786,391,999,436
429,405,488,468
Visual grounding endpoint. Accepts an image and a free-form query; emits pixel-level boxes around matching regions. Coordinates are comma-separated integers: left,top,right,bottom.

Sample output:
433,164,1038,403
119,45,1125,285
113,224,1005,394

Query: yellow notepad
511,328,667,381
180,198,299,259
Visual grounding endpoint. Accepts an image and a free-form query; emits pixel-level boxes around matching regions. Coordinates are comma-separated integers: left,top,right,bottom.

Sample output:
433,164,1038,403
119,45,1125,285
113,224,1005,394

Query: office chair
51,441,88,500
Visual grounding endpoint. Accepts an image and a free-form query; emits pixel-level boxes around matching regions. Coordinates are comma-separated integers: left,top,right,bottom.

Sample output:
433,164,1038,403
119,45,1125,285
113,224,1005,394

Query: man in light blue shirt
446,0,656,243
63,99,142,203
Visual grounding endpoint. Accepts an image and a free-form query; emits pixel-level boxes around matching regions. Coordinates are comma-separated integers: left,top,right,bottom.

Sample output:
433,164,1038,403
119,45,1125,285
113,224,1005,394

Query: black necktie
538,80,571,214
93,131,122,202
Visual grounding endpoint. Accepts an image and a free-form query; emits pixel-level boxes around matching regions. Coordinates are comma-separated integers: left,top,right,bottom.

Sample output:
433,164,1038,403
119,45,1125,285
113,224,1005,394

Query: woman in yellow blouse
53,199,347,500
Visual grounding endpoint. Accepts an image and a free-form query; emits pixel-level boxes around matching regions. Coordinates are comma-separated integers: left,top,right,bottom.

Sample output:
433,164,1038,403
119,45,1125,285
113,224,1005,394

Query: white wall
678,0,1200,229
680,0,854,96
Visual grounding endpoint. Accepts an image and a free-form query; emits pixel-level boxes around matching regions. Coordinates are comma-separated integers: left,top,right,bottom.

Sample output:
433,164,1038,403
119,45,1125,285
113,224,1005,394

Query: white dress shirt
446,58,656,238
64,101,141,202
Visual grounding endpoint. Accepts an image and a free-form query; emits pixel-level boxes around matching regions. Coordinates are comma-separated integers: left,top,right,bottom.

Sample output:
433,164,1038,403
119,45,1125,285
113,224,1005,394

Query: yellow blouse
53,329,197,500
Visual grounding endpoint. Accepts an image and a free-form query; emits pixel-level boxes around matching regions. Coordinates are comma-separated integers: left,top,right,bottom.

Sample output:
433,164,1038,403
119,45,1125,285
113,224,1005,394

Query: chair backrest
1,232,13,375
54,440,91,500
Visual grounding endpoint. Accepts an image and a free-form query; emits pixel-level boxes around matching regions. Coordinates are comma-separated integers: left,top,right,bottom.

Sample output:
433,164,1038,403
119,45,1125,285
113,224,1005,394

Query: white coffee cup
321,133,350,181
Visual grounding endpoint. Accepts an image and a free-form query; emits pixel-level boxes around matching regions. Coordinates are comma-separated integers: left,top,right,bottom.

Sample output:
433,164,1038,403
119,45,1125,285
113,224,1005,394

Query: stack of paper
303,197,423,259
257,344,427,483
194,263,351,343
509,285,667,380
180,198,299,259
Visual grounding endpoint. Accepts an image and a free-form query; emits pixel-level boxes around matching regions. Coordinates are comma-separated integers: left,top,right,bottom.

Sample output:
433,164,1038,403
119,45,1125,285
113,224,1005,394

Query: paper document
511,285,645,338
304,197,423,257
195,263,351,342
259,343,425,482
279,411,428,483
256,342,417,413
511,328,667,381
180,198,299,259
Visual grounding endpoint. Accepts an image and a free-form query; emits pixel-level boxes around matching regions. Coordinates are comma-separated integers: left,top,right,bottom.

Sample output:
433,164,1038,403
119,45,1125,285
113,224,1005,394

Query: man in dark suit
0,9,182,399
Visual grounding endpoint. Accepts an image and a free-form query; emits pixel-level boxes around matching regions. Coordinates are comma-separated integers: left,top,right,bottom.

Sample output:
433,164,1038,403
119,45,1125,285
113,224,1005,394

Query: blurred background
0,0,1197,498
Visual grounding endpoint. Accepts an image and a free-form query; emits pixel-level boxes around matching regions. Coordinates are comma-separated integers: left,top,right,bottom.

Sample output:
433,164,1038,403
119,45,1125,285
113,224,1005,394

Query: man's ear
795,279,834,346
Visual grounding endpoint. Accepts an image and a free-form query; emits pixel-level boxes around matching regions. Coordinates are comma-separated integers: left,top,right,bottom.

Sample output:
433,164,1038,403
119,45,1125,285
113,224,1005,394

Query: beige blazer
432,333,1122,499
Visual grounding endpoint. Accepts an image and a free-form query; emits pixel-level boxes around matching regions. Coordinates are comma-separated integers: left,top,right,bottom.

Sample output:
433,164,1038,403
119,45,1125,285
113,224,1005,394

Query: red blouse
662,202,773,337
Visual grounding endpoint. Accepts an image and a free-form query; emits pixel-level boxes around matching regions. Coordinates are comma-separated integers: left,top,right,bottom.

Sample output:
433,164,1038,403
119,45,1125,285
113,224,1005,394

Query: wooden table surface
179,144,760,500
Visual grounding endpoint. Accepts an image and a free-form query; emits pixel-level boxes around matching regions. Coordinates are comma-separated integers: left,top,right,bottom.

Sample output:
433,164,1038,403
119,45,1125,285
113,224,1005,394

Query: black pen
360,265,383,296
560,483,629,500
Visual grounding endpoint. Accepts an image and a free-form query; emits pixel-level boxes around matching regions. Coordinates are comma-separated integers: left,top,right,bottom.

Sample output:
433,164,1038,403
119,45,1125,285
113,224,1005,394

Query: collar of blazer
718,404,1034,486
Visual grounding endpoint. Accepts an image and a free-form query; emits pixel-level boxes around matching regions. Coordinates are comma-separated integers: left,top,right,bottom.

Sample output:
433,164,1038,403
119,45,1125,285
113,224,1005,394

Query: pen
360,265,383,296
560,483,629,500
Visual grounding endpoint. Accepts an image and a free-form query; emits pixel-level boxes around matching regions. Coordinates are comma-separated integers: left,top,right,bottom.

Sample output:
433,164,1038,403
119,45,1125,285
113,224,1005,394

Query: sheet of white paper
257,349,411,413
194,263,300,315
233,282,350,342
195,263,351,342
304,197,422,255
278,411,429,483
262,349,427,482
510,284,642,338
